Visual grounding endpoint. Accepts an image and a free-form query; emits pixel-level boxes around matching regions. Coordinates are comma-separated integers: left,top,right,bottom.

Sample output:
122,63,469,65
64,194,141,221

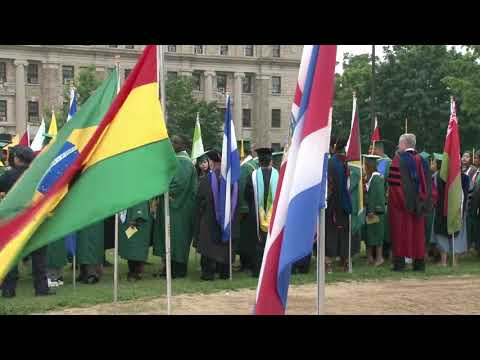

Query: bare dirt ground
45,275,480,315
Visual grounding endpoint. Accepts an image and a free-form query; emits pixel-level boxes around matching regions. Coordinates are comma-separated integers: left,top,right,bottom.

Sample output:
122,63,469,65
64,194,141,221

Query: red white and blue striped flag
254,45,337,315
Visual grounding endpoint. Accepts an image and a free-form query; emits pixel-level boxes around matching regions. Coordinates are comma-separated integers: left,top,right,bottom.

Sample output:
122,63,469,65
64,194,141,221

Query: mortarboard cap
14,145,34,164
433,153,443,161
363,154,381,167
419,151,431,160
255,148,273,162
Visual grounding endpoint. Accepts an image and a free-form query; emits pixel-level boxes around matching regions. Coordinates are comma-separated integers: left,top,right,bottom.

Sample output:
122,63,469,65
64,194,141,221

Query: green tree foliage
334,45,480,156
166,76,224,152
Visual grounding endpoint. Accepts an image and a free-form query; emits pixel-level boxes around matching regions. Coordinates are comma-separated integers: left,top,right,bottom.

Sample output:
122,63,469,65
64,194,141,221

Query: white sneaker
56,279,64,286
47,278,58,288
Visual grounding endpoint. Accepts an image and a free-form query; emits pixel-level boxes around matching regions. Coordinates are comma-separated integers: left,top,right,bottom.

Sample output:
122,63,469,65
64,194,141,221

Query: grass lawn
1,248,480,315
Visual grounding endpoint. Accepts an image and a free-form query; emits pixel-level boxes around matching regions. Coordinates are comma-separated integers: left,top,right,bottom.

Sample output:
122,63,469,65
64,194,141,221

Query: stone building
0,45,302,150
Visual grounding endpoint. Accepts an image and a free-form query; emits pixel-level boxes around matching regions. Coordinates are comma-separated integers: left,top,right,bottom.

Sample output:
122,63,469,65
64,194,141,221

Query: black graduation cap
255,148,273,162
205,149,221,162
14,145,34,164
362,154,381,167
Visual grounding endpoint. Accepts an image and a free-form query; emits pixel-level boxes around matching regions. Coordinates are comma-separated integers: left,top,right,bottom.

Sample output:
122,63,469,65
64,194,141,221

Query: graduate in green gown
236,143,259,273
46,239,67,286
373,140,391,259
76,221,105,284
348,162,363,258
153,135,197,278
363,155,386,266
118,201,153,281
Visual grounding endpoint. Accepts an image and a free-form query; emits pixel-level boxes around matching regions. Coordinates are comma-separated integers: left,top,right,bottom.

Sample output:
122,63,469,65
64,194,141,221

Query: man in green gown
363,155,386,266
76,221,105,284
46,239,67,287
153,135,197,278
236,143,259,273
373,140,392,260
119,201,153,281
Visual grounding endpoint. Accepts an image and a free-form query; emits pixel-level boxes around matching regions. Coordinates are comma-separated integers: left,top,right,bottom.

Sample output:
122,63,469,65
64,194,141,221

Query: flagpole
348,214,352,273
452,234,455,267
405,117,408,134
113,55,121,304
72,252,76,293
317,208,326,315
159,44,173,315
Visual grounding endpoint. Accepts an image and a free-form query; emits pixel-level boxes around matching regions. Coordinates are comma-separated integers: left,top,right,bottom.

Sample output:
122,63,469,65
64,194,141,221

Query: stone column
204,70,215,102
233,72,245,140
14,60,28,135
41,62,61,119
253,74,271,149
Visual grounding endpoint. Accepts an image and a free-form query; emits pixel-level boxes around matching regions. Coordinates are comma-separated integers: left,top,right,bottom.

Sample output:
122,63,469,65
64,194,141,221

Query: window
62,65,74,85
272,45,281,58
194,45,204,55
216,73,226,93
125,45,134,49
218,107,226,121
192,71,201,91
167,71,177,81
272,76,281,95
242,74,253,93
272,143,281,152
220,45,229,56
27,63,39,84
242,109,252,128
28,101,39,124
124,69,132,79
245,45,254,57
271,109,281,128
167,45,177,52
0,100,6,122
0,62,6,82
108,45,118,48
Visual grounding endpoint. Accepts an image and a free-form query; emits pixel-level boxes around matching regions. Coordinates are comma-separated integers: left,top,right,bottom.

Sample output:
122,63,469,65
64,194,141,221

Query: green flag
191,113,204,160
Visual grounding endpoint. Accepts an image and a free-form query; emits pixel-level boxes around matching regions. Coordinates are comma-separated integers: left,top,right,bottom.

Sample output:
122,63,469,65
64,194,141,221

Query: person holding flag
153,135,197,279
387,133,432,272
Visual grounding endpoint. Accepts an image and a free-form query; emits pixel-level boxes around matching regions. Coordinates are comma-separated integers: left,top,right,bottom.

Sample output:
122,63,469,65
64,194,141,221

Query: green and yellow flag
0,45,177,280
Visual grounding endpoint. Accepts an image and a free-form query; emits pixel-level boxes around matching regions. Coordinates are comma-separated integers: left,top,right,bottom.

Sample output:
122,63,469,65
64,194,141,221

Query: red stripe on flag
301,45,337,139
347,107,361,162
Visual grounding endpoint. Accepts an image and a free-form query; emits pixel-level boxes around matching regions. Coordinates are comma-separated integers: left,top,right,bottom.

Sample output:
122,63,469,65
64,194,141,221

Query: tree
74,65,103,106
166,77,224,152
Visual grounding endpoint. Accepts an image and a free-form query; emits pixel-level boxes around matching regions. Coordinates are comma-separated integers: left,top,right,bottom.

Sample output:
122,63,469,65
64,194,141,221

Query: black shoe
413,259,426,272
86,275,99,284
103,260,113,267
392,257,406,272
2,290,16,298
200,274,214,281
36,289,55,296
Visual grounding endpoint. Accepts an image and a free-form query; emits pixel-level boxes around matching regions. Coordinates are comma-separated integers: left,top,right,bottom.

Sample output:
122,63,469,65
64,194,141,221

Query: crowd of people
1,130,480,299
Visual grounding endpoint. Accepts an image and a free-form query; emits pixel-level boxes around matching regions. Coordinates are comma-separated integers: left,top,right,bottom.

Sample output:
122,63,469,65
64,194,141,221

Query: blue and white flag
219,95,241,242
64,87,78,256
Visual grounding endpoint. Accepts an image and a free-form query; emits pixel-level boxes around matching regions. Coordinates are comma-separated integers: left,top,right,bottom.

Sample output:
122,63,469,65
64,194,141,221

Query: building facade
0,45,302,150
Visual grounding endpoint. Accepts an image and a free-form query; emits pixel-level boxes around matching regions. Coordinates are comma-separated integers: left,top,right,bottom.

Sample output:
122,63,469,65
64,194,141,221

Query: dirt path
45,275,480,315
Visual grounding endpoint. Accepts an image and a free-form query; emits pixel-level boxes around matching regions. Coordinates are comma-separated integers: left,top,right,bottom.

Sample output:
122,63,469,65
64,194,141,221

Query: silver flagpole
113,56,121,303
348,214,352,273
159,45,172,315
317,208,326,315
452,234,455,267
72,254,76,292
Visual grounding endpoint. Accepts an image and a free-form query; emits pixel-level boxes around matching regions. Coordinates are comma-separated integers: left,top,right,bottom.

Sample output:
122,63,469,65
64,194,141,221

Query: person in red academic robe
387,133,432,272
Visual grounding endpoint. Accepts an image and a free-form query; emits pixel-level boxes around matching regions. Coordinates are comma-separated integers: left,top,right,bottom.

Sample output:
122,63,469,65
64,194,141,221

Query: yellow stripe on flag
84,82,168,169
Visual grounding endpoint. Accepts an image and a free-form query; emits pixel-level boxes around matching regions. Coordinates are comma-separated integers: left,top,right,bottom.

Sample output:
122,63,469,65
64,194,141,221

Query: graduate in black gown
244,148,280,277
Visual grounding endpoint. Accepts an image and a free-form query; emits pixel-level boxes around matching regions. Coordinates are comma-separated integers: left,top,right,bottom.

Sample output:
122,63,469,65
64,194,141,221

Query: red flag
371,117,380,142
19,129,30,147
439,98,462,234
346,93,361,161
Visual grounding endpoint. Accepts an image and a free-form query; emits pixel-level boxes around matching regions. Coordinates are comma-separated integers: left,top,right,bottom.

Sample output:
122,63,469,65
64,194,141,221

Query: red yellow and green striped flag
0,45,177,280
439,98,462,234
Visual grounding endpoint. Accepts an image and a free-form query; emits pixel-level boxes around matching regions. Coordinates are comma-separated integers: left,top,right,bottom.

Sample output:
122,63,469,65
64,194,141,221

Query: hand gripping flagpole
159,45,172,315
113,55,121,303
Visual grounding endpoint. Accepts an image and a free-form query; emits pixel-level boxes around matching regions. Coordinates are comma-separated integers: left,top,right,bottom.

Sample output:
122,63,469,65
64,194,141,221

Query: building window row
0,100,6,122
108,45,135,49
241,108,282,129
167,45,280,57
28,101,39,124
0,62,6,82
